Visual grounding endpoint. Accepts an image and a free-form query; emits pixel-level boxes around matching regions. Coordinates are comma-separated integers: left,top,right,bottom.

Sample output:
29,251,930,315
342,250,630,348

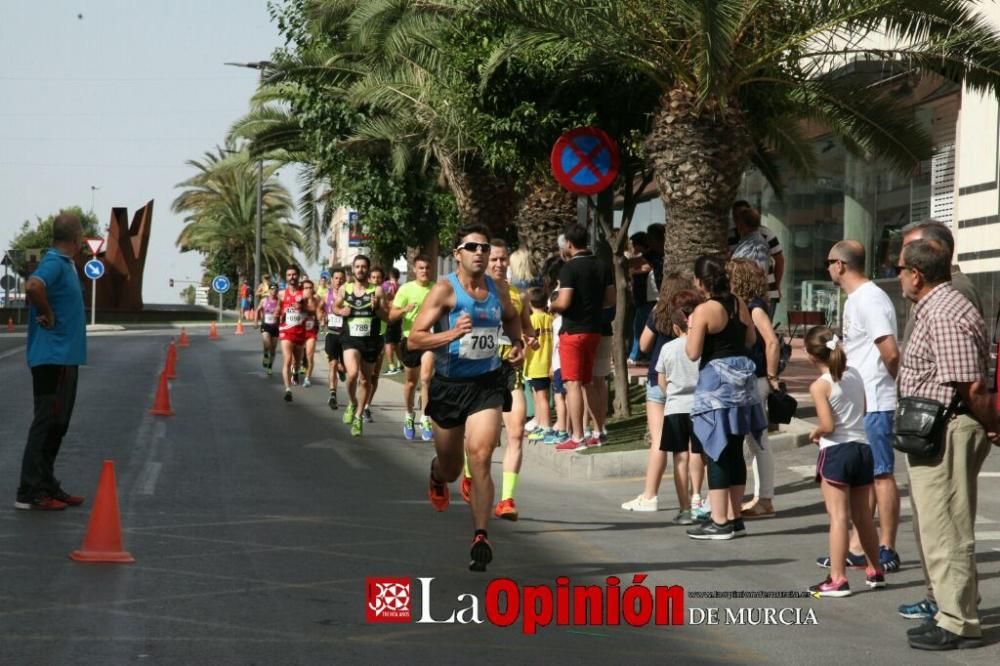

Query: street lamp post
224,60,273,309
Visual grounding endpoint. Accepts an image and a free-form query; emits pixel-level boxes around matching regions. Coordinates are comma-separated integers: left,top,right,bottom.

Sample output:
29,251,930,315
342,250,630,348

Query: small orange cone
235,320,245,336
70,460,135,564
149,371,175,416
6,318,12,332
178,327,190,347
164,341,177,380
208,321,220,340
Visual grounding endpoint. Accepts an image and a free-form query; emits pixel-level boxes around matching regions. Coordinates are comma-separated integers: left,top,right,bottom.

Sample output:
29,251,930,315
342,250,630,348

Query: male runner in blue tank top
408,223,524,571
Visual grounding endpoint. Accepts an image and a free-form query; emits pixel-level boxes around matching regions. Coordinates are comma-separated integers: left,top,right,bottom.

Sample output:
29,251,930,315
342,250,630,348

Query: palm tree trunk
440,158,518,238
645,87,754,276
512,173,577,272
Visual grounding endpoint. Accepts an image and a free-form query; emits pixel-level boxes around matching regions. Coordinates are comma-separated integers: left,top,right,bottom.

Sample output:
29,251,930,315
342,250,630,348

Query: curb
522,417,815,480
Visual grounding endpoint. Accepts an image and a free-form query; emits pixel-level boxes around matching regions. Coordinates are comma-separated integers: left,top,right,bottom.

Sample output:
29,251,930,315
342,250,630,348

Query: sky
0,0,305,304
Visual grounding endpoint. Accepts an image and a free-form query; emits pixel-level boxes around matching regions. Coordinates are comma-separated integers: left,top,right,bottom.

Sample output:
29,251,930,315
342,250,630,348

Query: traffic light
169,278,174,288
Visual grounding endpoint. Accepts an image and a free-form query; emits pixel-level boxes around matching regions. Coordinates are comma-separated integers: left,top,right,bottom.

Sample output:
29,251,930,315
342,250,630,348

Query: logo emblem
366,577,412,623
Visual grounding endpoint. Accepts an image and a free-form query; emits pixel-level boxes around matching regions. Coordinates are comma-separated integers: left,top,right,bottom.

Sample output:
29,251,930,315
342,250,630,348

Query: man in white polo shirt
826,239,902,574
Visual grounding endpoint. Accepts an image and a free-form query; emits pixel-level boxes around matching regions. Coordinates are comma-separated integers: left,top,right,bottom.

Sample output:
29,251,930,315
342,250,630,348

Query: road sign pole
91,278,96,326
219,292,223,322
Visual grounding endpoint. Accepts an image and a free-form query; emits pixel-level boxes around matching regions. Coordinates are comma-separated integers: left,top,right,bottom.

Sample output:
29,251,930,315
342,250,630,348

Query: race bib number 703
459,327,499,360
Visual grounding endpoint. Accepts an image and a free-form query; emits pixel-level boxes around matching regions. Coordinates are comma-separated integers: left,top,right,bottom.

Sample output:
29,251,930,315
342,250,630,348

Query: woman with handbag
805,326,885,597
728,259,781,518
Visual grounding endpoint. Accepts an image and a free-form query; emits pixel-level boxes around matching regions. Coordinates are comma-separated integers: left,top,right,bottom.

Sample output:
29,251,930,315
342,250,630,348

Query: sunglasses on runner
458,242,491,254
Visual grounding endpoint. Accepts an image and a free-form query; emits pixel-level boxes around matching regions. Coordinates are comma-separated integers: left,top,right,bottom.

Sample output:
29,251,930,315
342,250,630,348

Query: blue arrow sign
320,270,331,280
84,259,105,280
212,275,231,294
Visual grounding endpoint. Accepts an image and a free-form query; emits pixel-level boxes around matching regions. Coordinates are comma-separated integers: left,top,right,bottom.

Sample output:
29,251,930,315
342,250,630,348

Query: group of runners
252,224,548,571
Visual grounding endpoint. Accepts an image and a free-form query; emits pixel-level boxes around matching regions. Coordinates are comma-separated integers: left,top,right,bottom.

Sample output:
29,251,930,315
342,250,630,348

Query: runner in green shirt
389,255,435,440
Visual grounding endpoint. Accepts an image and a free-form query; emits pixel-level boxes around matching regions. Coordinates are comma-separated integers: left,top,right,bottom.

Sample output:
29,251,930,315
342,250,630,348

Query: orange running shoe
428,460,449,512
494,498,518,521
460,476,472,504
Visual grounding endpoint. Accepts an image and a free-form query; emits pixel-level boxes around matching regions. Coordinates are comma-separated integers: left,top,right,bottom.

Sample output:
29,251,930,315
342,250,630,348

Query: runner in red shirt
300,279,320,388
279,265,306,402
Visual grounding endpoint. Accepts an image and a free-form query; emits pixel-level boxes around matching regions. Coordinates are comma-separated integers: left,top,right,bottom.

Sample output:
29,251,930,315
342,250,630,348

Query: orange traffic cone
149,371,175,416
164,341,177,380
69,460,135,563
235,320,245,336
178,327,190,347
209,321,220,340
6,318,12,332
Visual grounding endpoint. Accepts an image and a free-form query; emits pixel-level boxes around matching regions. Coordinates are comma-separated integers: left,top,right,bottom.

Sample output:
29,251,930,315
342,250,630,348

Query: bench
786,310,825,339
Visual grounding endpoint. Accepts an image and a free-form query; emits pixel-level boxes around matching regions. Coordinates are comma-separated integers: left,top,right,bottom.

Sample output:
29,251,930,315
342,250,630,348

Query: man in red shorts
278,265,306,402
550,224,614,451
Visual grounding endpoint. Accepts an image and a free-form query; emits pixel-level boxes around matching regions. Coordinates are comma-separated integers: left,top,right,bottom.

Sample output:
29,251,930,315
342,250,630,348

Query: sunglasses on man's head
458,241,491,254
824,258,842,267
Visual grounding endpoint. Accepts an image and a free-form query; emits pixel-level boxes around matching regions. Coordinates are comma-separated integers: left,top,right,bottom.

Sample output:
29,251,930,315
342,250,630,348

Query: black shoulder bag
892,392,961,459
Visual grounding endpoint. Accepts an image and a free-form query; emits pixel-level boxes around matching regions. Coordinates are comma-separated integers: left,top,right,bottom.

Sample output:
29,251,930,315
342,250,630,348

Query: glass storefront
737,93,958,333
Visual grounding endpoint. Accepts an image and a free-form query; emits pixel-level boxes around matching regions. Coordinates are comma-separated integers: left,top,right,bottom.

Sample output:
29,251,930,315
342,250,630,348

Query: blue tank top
434,273,503,379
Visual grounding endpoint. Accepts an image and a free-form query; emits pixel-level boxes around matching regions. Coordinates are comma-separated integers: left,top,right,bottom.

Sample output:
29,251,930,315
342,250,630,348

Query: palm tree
476,0,1000,272
172,146,301,280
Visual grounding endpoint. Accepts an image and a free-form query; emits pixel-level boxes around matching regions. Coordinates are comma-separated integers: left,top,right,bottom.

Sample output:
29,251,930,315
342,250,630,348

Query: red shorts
279,327,306,345
304,329,318,341
558,332,601,383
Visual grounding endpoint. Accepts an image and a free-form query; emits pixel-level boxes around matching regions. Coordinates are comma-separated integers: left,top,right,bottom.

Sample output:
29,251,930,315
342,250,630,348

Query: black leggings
706,434,747,489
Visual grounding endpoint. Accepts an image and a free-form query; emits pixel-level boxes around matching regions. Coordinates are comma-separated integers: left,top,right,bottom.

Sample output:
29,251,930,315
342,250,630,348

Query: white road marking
0,348,23,362
304,440,338,450
333,446,367,470
138,462,162,495
979,472,1000,477
304,440,368,469
975,531,1000,540
788,465,815,478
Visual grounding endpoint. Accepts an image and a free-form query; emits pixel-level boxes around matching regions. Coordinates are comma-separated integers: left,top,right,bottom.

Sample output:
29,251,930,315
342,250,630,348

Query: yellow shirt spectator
524,310,554,379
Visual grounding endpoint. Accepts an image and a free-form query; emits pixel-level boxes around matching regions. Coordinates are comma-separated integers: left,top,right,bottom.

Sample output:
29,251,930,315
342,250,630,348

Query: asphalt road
0,329,998,665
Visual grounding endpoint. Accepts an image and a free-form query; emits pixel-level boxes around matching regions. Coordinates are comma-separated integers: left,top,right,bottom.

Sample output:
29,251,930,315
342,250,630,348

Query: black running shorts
385,321,403,344
400,337,428,369
325,331,344,362
660,413,704,454
426,370,506,429
342,335,383,364
261,323,279,338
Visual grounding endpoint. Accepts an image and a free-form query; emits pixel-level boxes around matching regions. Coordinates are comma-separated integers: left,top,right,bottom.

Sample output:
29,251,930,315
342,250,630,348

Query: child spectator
525,288,555,441
543,295,568,444
656,297,703,524
805,325,885,597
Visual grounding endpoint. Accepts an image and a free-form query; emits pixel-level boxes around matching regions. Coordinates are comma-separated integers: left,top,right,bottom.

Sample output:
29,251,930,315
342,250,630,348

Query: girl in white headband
804,325,885,598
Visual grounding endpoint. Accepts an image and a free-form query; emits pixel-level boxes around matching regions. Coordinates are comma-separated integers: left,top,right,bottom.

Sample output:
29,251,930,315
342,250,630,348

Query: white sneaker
303,378,311,388
621,494,658,512
525,418,538,432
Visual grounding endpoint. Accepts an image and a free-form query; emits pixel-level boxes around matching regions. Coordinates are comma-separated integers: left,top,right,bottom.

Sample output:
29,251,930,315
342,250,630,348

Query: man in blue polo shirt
16,213,88,511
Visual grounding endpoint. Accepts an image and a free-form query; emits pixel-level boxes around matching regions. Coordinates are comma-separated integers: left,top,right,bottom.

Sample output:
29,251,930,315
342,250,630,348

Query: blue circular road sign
550,126,621,195
212,275,231,294
84,259,105,280
320,270,331,280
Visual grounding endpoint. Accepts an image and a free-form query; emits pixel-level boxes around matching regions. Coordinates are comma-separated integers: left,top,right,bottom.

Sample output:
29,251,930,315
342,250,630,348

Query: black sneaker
908,626,984,651
283,389,293,402
865,569,886,589
327,392,338,410
686,520,735,540
14,495,68,511
50,488,84,506
732,518,746,537
363,407,373,423
907,619,937,637
469,532,493,572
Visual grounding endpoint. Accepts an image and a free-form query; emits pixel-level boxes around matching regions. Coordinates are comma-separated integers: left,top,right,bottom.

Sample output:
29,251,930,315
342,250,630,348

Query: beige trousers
907,414,992,637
